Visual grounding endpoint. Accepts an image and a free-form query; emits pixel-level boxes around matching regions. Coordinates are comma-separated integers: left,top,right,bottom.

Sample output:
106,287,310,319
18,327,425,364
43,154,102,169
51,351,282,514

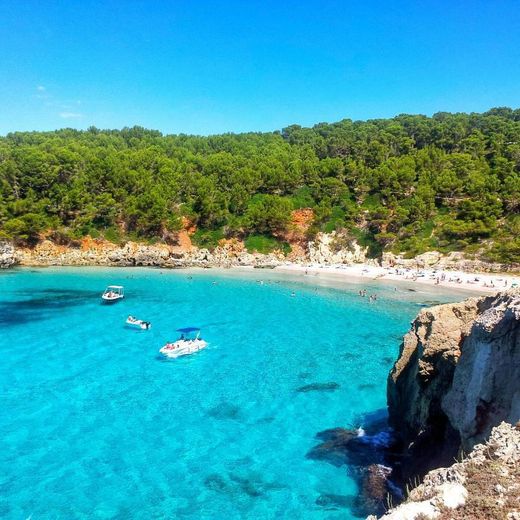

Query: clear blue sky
1,0,519,135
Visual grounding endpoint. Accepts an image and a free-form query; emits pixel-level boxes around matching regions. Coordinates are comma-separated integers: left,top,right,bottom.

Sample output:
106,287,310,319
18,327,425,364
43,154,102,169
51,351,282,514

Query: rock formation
368,422,520,520
0,231,375,269
381,288,520,518
11,238,286,269
308,231,369,265
0,241,17,268
382,250,520,273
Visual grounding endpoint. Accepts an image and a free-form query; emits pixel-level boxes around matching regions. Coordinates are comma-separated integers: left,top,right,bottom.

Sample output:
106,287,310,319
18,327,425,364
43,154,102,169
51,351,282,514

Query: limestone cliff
3,232,372,269
387,289,520,482
369,422,520,520
382,250,520,273
307,231,369,265
0,241,17,268
12,239,285,269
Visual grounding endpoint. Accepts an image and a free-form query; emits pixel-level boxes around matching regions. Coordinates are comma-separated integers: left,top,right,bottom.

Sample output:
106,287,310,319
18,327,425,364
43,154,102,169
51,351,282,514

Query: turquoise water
0,267,462,519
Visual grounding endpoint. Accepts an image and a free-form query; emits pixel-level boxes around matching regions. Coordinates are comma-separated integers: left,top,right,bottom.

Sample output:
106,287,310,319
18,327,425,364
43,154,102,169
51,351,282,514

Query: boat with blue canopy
159,327,208,358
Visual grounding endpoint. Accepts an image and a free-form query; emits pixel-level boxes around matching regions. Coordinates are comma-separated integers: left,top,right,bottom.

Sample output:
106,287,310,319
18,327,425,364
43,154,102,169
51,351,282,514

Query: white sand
274,263,519,295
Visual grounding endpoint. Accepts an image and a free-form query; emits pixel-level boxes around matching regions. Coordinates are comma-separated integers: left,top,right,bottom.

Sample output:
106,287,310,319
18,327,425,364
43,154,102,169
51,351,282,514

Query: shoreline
273,263,518,295
2,240,518,295
6,260,518,296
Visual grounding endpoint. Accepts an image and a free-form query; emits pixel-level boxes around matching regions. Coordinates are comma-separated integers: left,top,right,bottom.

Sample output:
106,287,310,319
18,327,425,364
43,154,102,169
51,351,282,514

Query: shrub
244,234,292,255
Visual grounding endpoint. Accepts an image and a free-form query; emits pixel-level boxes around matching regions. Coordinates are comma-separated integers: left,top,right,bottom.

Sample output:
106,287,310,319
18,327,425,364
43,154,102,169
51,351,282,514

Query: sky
1,0,519,135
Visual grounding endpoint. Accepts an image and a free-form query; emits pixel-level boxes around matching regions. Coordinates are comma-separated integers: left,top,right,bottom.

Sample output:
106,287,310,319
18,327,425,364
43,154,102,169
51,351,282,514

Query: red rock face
282,208,314,244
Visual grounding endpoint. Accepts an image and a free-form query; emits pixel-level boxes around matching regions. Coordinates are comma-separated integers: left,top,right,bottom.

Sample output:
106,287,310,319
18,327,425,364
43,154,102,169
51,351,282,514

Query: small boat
159,327,208,358
126,315,151,330
101,285,124,303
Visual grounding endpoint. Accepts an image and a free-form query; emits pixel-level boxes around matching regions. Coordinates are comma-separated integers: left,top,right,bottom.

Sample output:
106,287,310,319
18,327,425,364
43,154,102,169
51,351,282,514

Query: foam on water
0,267,463,519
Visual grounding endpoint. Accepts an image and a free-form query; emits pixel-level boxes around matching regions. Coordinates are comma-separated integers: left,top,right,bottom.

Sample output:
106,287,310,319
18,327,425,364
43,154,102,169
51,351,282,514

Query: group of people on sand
386,266,517,291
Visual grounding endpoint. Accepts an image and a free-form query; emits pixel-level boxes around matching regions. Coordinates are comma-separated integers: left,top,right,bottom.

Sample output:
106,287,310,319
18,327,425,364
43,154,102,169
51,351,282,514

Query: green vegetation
244,235,291,255
191,228,225,249
0,108,519,262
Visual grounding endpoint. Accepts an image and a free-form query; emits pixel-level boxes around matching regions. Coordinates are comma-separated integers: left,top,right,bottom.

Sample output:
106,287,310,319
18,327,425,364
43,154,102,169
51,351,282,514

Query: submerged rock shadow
204,468,287,501
0,289,99,325
207,402,243,421
307,408,401,518
296,382,340,393
315,493,356,511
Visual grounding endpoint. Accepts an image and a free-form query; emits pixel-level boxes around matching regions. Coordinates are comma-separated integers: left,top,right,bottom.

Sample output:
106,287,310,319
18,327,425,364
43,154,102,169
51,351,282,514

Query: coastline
2,239,518,296
273,263,519,295
7,262,517,298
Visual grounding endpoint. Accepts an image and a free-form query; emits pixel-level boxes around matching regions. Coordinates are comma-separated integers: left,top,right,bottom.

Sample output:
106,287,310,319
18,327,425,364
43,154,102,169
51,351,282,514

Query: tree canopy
0,109,519,262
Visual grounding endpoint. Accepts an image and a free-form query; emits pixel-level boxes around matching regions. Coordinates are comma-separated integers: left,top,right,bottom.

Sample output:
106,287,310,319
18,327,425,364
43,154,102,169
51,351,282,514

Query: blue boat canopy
177,327,200,333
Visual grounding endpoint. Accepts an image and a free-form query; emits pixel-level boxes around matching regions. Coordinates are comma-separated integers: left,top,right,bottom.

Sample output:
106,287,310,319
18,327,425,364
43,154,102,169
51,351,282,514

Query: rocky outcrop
369,422,520,520
3,230,375,269
0,241,18,268
308,231,369,265
387,289,520,482
443,292,520,451
14,239,286,269
382,250,520,273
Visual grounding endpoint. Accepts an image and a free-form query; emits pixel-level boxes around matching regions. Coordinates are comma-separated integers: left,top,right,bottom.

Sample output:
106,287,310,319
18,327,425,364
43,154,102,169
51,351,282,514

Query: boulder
0,241,17,268
308,232,368,265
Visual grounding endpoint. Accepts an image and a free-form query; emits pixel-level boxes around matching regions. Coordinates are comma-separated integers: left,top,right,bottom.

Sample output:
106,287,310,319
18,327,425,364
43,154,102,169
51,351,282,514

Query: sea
0,267,468,519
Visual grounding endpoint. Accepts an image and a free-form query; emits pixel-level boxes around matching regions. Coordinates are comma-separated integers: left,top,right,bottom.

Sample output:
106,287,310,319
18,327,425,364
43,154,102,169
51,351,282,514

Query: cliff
0,241,16,268
382,251,520,273
0,233,370,269
9,239,285,269
369,421,520,520
381,289,520,518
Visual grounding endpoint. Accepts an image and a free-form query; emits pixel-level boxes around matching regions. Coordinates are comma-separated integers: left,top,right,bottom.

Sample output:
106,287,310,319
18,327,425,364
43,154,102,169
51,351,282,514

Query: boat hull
126,320,151,330
101,296,124,303
159,339,208,358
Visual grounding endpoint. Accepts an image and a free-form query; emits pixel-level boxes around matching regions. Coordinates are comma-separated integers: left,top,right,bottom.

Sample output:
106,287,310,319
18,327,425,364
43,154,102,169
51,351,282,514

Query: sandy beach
274,263,519,295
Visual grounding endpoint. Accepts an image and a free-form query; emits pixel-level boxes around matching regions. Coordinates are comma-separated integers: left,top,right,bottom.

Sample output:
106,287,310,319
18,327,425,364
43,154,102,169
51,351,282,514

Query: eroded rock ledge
0,233,370,269
7,239,286,269
0,242,16,268
379,289,520,519
369,422,520,520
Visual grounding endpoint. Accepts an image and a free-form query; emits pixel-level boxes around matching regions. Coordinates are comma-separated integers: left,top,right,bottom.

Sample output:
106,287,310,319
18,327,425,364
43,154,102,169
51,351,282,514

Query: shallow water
0,267,463,519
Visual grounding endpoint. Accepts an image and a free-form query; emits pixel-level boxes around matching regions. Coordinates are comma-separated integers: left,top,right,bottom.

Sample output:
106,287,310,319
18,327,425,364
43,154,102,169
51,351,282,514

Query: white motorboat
159,327,208,358
102,285,124,303
126,315,151,330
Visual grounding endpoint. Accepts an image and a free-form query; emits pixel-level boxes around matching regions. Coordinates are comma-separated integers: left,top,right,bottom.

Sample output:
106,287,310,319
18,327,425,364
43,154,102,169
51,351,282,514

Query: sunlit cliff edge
372,289,520,519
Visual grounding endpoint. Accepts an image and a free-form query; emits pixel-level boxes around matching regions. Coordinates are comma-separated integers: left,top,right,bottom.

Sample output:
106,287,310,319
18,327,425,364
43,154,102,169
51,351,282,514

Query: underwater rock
296,382,340,393
207,402,242,420
308,426,396,467
306,428,359,466
308,426,400,517
256,416,275,424
315,493,354,510
359,464,393,515
228,473,264,498
204,474,230,494
204,471,284,500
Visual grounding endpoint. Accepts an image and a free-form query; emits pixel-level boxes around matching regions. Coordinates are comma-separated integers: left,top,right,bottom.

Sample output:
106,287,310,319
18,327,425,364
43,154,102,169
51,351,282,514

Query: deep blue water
0,267,463,519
